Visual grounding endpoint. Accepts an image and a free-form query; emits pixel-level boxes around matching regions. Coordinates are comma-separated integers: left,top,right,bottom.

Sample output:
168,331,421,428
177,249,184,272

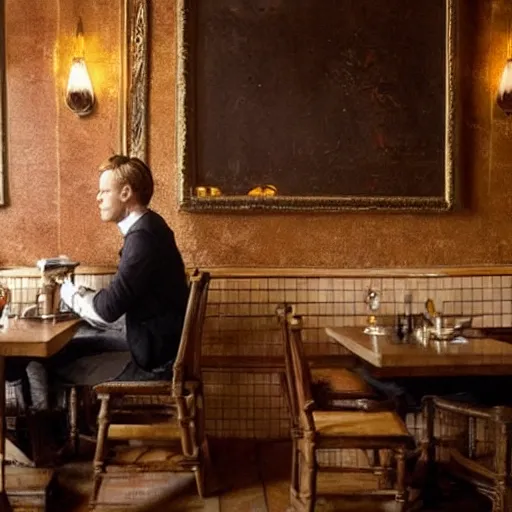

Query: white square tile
483,276,492,288
472,276,483,288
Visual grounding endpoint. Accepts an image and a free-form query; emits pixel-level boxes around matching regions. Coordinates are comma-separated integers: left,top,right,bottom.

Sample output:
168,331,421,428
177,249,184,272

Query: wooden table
0,318,81,509
325,326,512,378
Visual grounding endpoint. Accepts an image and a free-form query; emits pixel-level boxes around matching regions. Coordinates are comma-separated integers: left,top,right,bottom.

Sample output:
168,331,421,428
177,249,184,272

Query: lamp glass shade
66,57,95,116
497,58,512,116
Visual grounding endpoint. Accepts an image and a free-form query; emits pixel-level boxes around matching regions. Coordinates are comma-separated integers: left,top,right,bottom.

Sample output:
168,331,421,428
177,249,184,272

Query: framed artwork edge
0,0,6,206
121,0,149,162
175,0,459,213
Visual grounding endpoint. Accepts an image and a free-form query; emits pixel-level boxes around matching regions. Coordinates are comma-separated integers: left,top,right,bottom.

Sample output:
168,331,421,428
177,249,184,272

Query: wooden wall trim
202,265,512,278
3,264,512,279
0,266,117,277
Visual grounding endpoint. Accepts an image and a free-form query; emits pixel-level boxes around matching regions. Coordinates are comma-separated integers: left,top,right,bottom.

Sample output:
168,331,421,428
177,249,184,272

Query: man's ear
120,184,133,202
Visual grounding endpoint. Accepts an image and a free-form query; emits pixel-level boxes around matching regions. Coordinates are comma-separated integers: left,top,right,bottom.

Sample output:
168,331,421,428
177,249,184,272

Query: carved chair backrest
172,270,211,396
186,270,210,380
277,304,300,423
428,396,512,470
286,313,316,431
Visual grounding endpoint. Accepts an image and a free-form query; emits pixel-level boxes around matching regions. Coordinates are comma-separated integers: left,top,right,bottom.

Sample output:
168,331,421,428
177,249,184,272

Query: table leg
0,355,11,511
0,355,5,491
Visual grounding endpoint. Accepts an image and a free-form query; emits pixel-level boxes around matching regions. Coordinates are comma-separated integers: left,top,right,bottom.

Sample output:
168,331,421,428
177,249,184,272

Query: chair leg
290,434,301,504
289,492,306,512
194,436,215,498
68,386,79,455
422,396,439,508
90,394,111,507
82,386,97,435
491,483,507,512
395,446,408,511
300,437,317,512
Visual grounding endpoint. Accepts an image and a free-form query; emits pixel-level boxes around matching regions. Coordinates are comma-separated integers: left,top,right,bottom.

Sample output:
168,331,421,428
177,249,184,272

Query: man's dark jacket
93,210,189,371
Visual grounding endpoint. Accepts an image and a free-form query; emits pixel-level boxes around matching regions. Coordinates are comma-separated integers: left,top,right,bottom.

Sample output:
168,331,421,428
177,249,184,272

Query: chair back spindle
277,304,301,426
286,313,316,433
172,271,211,397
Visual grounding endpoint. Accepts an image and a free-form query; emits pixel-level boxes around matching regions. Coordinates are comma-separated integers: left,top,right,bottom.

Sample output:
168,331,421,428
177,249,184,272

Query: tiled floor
14,439,492,511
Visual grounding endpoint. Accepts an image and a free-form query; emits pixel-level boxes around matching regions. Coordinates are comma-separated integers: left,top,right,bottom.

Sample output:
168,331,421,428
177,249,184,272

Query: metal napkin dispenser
35,258,80,318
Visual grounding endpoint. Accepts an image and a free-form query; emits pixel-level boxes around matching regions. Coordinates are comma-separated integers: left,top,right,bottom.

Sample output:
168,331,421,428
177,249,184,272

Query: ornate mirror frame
121,0,149,161
0,0,6,205
176,0,458,212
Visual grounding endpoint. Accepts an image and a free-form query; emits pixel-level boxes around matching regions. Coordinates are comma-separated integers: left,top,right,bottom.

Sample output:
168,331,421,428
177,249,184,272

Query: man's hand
60,279,78,309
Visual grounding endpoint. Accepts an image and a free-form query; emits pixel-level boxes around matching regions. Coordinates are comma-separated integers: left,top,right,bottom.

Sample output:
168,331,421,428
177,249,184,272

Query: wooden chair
278,309,411,512
423,395,512,512
275,304,383,407
275,304,393,414
89,271,212,509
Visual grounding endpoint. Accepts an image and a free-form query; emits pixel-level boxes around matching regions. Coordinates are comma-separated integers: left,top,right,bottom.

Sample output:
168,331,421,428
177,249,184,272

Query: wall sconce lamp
497,19,512,116
66,18,95,117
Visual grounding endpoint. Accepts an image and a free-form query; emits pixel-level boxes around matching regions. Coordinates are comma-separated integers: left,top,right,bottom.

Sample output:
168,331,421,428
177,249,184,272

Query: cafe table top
0,317,82,358
325,326,512,377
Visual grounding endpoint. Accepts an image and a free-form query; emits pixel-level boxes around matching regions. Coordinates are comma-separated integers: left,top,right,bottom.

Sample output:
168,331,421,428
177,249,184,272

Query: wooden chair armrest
448,449,497,481
428,395,512,422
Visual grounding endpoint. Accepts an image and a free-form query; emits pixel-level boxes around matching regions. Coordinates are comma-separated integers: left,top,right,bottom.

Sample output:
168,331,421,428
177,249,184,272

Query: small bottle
404,293,413,335
396,314,411,342
434,314,442,337
0,304,10,329
396,314,404,339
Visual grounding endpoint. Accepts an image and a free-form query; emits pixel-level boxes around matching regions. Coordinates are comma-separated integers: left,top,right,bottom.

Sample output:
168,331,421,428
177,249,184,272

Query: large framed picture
176,0,458,212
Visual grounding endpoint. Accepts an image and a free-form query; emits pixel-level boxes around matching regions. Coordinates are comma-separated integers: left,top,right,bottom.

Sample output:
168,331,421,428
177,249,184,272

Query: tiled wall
203,371,287,440
205,274,512,348
202,270,512,439
2,266,512,442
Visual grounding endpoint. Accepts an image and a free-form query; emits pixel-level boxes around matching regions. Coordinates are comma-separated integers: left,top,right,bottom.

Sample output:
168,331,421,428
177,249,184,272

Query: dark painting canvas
177,0,456,211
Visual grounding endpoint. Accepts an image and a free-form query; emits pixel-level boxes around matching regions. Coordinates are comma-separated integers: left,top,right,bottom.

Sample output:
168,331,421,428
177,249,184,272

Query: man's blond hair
98,155,154,206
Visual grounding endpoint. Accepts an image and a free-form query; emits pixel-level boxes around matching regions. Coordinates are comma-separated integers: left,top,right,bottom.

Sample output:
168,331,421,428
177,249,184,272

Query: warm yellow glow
497,58,512,115
498,59,512,95
248,185,278,197
75,24,85,58
67,58,93,92
66,58,95,116
64,18,95,117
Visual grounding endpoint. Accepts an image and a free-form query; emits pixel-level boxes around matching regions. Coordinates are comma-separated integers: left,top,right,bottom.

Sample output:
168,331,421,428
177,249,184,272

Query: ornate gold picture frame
176,0,458,212
121,0,149,161
0,0,6,206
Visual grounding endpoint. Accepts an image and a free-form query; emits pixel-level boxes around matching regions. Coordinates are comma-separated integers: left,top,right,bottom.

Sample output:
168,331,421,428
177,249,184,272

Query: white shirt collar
117,210,147,236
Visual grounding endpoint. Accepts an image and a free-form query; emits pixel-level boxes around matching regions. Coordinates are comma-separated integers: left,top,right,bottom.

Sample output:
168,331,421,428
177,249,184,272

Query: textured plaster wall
2,0,512,269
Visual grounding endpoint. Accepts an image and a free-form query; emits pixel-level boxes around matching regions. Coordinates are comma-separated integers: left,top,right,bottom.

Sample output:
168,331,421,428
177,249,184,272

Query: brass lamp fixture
66,18,95,117
497,18,512,115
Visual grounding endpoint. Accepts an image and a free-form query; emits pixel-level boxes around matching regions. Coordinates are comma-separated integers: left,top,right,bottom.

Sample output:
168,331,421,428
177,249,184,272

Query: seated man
50,155,189,386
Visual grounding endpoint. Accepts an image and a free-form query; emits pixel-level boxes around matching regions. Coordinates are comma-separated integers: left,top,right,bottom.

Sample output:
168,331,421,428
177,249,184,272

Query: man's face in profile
97,170,126,223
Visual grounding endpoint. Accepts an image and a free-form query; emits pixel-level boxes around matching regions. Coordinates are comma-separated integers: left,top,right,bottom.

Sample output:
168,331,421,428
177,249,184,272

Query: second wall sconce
66,18,95,117
497,17,512,115
497,59,512,115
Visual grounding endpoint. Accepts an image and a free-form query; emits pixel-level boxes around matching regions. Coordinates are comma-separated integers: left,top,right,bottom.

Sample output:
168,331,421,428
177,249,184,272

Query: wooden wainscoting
1,265,511,443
